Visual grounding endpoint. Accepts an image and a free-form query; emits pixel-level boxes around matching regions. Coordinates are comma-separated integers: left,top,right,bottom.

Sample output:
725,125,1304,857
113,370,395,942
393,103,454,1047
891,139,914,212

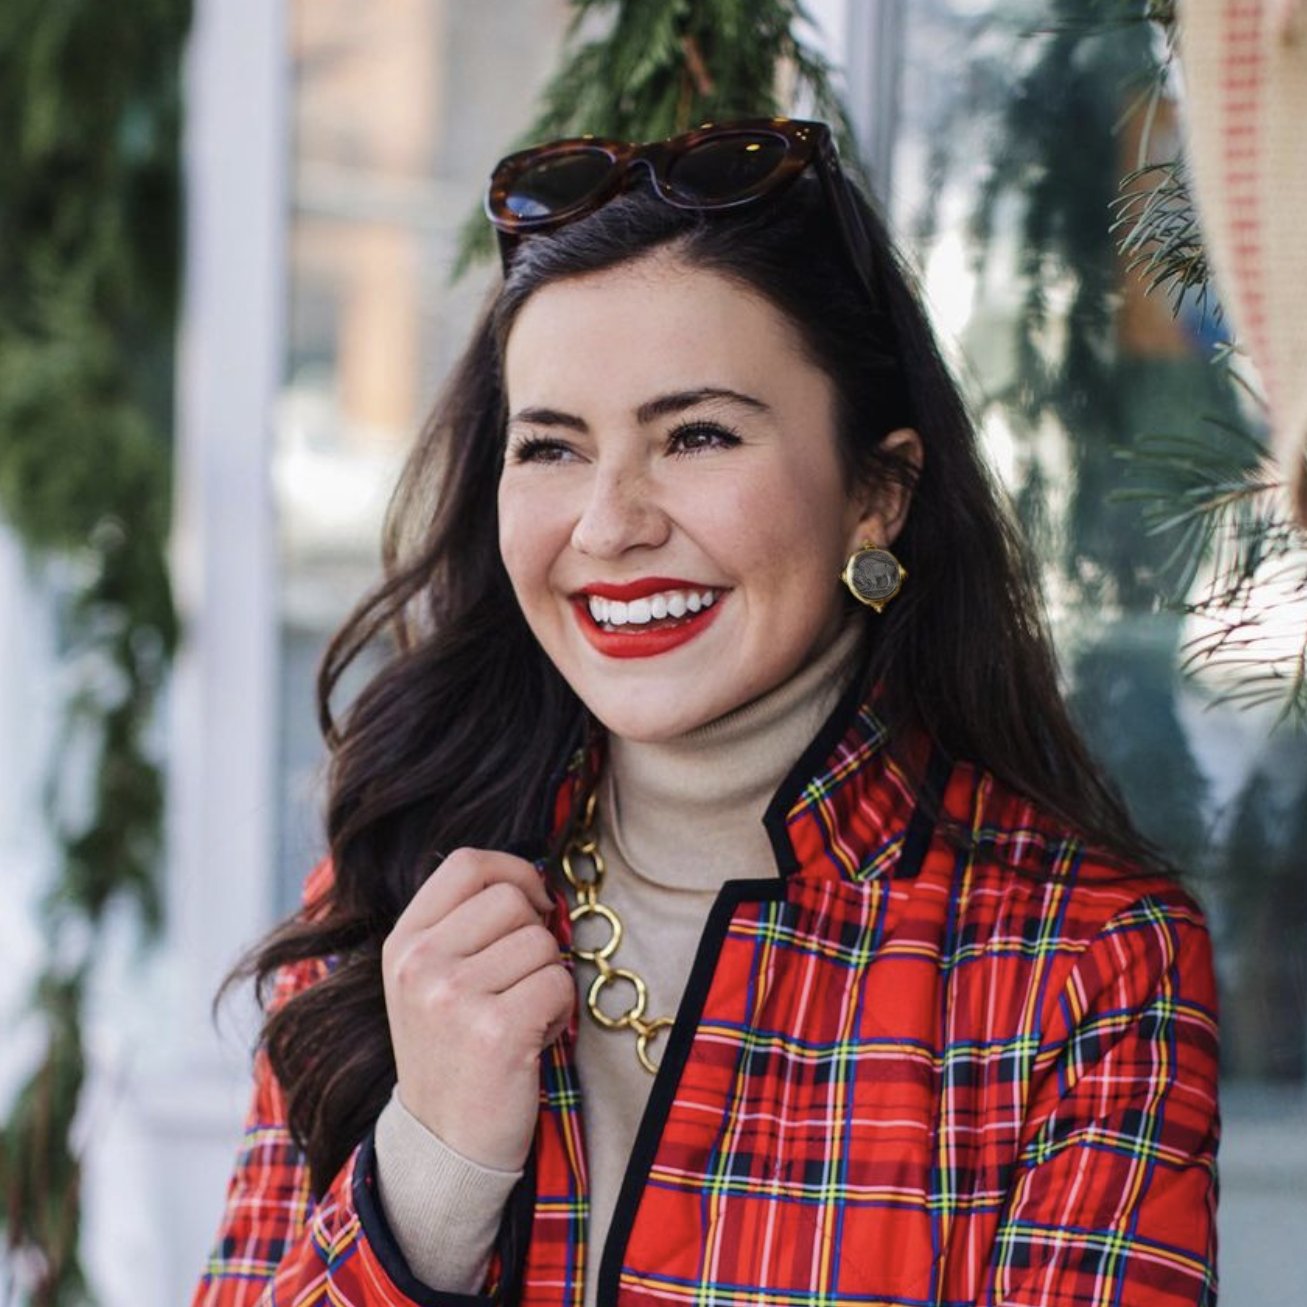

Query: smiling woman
194,119,1220,1307
498,254,918,739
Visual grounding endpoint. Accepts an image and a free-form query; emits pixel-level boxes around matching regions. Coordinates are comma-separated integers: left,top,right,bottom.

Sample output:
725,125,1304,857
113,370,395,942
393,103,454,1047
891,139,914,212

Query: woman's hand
381,848,572,1172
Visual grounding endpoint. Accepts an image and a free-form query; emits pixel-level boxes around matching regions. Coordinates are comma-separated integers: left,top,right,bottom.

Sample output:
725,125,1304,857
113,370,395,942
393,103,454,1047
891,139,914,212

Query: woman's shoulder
940,755,1208,932
927,760,1217,1037
301,852,337,910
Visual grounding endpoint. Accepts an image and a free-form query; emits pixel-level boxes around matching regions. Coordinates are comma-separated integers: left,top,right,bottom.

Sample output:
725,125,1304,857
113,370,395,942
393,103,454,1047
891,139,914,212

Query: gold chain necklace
558,787,674,1074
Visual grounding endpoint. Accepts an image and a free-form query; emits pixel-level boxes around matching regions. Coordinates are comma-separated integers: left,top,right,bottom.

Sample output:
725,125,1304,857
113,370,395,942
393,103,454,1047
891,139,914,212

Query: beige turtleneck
374,620,864,1301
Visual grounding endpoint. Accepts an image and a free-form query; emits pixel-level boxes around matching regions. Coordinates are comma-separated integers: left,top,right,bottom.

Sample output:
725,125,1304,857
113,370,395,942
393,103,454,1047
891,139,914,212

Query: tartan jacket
194,686,1220,1307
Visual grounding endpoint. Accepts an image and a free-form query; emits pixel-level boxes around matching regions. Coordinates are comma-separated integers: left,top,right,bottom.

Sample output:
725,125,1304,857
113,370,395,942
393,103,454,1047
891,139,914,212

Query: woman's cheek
497,525,531,611
499,487,561,599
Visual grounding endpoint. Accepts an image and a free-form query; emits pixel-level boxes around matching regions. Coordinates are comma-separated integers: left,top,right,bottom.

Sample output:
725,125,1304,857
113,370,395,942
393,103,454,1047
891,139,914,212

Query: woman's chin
584,697,719,743
574,666,775,743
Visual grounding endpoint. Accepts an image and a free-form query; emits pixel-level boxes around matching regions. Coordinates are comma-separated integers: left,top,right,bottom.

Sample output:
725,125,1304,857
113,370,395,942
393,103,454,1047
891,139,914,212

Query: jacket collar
548,679,943,888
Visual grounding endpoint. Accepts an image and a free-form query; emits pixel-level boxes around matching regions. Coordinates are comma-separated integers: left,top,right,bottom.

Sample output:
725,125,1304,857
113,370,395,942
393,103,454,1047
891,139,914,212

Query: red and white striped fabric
1179,0,1307,523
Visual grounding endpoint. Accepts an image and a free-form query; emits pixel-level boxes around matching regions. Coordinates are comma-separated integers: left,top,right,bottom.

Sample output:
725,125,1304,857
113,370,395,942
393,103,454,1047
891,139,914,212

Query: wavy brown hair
227,170,1167,1196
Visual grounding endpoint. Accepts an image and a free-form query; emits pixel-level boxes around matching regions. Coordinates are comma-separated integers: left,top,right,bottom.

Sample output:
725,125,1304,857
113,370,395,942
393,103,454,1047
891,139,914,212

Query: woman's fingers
433,877,549,959
498,951,576,1048
394,848,553,939
380,846,572,1172
465,920,566,994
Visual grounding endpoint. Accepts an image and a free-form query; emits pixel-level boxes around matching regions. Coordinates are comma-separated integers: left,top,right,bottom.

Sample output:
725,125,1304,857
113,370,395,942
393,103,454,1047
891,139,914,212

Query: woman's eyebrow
506,405,587,432
506,386,771,432
636,387,771,423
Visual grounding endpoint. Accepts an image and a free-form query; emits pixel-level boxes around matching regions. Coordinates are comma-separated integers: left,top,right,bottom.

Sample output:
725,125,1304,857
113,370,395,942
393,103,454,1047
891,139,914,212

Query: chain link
559,788,673,1074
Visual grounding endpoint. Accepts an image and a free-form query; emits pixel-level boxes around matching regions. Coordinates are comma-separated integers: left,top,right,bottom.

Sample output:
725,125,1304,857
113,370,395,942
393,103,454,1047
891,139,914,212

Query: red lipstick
578,576,714,601
570,582,727,659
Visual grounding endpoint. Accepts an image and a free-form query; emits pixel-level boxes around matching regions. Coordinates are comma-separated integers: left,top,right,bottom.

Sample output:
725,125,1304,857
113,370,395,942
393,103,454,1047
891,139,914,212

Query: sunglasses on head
483,116,877,300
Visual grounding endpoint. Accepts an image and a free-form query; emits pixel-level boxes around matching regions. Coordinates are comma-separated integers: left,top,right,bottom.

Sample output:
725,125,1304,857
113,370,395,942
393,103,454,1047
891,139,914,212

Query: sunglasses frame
484,116,877,302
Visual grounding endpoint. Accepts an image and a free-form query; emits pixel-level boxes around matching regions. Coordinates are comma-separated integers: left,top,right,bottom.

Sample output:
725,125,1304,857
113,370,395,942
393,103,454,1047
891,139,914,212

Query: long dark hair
231,170,1164,1195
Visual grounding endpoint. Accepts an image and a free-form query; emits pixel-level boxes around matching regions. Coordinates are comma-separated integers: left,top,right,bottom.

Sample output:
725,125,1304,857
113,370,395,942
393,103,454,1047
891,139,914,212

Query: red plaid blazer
194,690,1220,1307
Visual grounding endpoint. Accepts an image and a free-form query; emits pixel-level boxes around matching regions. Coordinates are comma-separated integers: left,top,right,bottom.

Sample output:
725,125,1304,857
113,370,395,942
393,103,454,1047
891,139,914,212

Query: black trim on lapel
895,746,953,880
761,674,870,878
595,877,788,1307
592,704,950,1306
354,1125,536,1307
496,1140,538,1307
511,718,590,860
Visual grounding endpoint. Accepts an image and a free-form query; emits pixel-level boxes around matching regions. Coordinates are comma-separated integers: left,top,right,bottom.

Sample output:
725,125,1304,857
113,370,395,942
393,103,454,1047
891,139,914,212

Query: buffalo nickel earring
841,542,906,612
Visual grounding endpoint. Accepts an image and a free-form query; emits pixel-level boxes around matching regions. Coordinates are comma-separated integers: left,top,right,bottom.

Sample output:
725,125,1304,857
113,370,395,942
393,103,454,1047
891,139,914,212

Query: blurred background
1,1,1303,1304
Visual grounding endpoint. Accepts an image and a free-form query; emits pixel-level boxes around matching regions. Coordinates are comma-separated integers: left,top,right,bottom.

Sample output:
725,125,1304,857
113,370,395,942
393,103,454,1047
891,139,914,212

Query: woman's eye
667,421,742,455
509,436,575,464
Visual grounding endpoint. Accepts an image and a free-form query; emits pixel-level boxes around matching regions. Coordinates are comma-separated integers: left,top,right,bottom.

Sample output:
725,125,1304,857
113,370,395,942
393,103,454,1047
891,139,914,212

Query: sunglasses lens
665,132,789,202
502,147,615,220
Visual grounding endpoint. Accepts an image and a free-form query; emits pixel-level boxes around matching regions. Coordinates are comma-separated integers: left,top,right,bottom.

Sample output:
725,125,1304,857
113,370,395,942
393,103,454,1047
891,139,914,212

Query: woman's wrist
373,1085,523,1291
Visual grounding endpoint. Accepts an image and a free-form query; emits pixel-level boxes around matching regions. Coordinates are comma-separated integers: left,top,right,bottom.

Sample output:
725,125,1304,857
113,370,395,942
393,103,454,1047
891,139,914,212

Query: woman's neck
601,618,864,890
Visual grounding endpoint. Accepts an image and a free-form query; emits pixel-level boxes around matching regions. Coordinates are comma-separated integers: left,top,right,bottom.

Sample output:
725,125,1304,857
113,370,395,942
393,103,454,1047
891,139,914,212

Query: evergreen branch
1181,625,1307,726
0,1,189,1299
1116,425,1307,724
1114,423,1274,596
947,1,1299,722
0,973,88,1307
1016,0,1172,39
1111,159,1212,321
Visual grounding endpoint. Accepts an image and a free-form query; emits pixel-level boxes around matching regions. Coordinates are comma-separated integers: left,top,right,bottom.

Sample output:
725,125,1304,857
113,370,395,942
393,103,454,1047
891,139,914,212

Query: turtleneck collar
600,617,865,890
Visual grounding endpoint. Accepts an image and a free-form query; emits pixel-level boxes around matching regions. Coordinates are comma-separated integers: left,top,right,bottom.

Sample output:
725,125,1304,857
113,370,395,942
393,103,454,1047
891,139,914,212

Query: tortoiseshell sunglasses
483,116,876,301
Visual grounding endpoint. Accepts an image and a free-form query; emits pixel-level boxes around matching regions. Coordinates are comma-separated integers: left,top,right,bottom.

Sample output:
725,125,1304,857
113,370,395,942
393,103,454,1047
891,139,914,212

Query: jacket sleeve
982,888,1221,1307
191,916,514,1306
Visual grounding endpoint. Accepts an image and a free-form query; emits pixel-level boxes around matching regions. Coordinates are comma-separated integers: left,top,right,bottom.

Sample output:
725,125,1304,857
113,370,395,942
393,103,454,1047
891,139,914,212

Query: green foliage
1066,619,1209,867
1103,8,1307,728
1114,421,1271,592
959,7,1194,608
1217,767,1307,1079
452,0,863,278
912,0,1269,880
1112,159,1210,322
0,0,190,1300
0,976,88,1307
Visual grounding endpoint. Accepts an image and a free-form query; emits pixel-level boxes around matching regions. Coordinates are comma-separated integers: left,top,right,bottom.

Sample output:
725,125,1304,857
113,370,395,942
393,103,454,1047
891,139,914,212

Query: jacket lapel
515,690,945,1307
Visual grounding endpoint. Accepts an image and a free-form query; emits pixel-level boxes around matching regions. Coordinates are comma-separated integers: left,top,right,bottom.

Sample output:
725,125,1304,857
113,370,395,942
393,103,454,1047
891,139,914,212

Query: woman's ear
847,427,923,550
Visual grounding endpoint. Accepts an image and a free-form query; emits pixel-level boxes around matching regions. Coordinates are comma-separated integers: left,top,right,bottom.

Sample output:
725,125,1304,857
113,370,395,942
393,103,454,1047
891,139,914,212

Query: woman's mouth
587,586,719,630
571,584,726,658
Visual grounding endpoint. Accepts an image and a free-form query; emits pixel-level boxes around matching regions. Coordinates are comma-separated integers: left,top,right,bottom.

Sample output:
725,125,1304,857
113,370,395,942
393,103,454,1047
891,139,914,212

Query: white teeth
585,587,722,627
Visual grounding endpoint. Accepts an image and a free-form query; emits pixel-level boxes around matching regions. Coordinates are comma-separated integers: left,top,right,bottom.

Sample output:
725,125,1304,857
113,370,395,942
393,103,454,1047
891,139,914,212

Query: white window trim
126,2,289,1304
843,0,904,199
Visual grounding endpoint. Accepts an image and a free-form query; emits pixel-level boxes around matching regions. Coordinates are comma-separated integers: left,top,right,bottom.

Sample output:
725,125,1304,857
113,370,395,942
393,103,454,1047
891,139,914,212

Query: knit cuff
373,1086,525,1293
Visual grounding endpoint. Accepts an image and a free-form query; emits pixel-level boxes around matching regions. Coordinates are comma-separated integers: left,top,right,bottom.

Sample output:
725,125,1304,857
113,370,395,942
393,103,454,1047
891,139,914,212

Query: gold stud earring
841,542,907,612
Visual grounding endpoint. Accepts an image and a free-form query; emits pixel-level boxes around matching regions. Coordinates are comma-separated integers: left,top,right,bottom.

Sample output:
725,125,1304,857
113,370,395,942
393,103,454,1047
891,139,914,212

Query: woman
194,119,1219,1307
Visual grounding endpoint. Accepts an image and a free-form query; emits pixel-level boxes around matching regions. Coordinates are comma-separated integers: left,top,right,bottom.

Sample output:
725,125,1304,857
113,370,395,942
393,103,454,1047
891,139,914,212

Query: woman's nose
570,466,669,558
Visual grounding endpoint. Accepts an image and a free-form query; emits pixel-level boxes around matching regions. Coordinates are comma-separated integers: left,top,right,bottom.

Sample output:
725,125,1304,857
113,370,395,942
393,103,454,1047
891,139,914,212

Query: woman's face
498,251,915,742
